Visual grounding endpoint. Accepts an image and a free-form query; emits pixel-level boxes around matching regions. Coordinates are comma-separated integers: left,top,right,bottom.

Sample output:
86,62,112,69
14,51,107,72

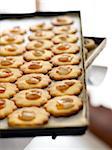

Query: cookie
12,89,51,107
52,16,73,26
26,40,53,51
20,61,52,74
24,49,53,61
8,107,50,127
83,47,88,59
84,38,96,51
0,56,24,68
52,34,78,44
0,99,17,119
30,23,52,31
49,65,82,80
0,34,24,45
16,73,51,90
0,44,25,56
48,79,83,96
28,30,54,40
0,68,22,82
51,54,80,66
52,43,80,54
44,95,83,117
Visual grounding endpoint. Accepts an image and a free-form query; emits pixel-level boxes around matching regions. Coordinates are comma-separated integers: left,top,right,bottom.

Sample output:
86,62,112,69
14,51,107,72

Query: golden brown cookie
52,43,80,54
30,23,52,31
0,99,17,119
48,79,83,96
0,83,18,99
0,56,24,68
24,49,53,61
20,61,52,74
0,68,22,82
8,107,50,127
12,89,51,107
51,54,80,66
44,95,83,117
0,44,25,56
49,65,82,80
84,38,96,51
16,73,51,90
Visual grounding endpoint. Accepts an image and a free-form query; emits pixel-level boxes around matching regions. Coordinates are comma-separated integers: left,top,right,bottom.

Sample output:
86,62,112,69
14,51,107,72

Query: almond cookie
0,56,24,68
51,54,80,66
84,38,96,51
52,16,73,26
28,30,54,41
26,40,53,51
12,89,51,107
30,23,52,31
8,107,50,127
52,43,80,54
20,61,52,74
0,83,18,99
24,49,53,61
52,34,78,44
0,44,25,56
0,34,24,45
0,99,17,119
48,80,83,97
0,68,22,82
16,73,51,90
44,95,83,117
53,26,77,35
49,65,82,80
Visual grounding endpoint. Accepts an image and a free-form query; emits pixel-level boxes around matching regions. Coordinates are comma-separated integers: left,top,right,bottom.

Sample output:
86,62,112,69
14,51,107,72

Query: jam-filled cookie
52,34,78,44
28,30,54,41
26,40,53,51
0,99,17,119
20,61,52,74
52,43,80,54
0,83,18,99
51,54,80,66
12,89,51,107
0,56,24,68
52,16,73,26
30,23,52,31
49,65,82,80
0,34,24,45
24,49,53,61
0,44,25,56
44,95,83,117
8,107,50,127
16,73,51,90
48,80,83,97
0,68,22,82
84,38,96,51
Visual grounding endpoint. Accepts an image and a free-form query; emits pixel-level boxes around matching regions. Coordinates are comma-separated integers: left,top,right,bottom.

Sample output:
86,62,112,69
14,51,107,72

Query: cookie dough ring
44,95,83,117
0,56,24,68
8,107,50,127
0,44,25,56
51,54,80,66
52,43,80,54
49,65,82,80
52,16,73,26
24,50,53,61
26,40,53,51
0,83,18,99
0,99,17,119
0,68,22,82
16,73,51,90
28,31,54,40
84,38,96,51
52,34,79,44
30,23,52,31
20,61,52,74
48,80,83,97
13,89,51,107
0,34,24,45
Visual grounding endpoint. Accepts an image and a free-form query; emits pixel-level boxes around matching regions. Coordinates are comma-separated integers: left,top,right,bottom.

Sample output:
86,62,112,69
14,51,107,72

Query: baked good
30,23,52,31
84,38,96,51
